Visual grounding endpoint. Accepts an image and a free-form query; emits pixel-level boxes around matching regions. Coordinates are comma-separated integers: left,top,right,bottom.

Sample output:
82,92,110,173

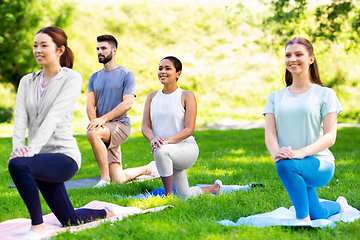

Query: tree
0,0,76,91
262,0,359,49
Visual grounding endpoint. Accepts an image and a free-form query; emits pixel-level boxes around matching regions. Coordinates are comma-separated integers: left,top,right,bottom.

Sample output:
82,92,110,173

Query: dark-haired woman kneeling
8,27,115,239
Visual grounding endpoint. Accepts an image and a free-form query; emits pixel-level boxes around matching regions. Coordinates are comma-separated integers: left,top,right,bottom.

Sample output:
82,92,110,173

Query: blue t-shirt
88,66,136,126
263,84,342,164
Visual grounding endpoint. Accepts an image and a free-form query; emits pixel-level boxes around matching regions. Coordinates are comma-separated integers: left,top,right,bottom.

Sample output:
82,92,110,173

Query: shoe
336,196,359,214
249,183,265,188
213,180,223,194
22,230,46,239
149,161,160,178
93,179,110,188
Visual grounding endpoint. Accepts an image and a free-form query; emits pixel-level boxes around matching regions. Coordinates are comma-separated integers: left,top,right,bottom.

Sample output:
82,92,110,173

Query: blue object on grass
114,187,166,199
131,187,165,199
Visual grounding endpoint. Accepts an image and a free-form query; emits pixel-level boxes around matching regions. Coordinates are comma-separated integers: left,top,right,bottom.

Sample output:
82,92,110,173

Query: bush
0,107,13,123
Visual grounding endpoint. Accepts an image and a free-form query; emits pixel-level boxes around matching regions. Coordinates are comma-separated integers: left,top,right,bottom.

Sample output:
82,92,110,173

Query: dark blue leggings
8,153,106,226
276,156,341,220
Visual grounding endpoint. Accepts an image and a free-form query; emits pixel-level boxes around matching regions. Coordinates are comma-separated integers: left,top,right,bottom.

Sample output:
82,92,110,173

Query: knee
87,129,99,142
8,158,22,175
276,160,297,176
153,147,166,161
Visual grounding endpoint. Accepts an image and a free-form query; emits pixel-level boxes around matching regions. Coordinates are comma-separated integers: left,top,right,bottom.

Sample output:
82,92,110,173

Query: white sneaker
149,161,160,178
93,180,110,188
336,196,359,214
213,179,223,194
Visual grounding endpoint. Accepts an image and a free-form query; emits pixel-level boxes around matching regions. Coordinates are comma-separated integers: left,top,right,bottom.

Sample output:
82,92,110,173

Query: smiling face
285,43,315,76
33,33,63,68
97,41,115,64
157,59,181,85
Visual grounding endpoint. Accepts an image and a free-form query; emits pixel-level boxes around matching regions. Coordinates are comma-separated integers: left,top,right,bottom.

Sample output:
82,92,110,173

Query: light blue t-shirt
263,84,342,164
88,66,136,126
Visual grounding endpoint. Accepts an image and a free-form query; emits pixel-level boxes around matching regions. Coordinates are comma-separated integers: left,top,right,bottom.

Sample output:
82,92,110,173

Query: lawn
1,127,359,239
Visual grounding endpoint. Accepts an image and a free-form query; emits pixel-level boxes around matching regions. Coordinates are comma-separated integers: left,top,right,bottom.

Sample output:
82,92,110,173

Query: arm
27,71,83,156
141,91,159,153
266,112,338,163
10,75,31,160
164,90,197,144
265,113,295,162
87,91,97,121
87,94,134,130
264,113,280,161
289,112,338,159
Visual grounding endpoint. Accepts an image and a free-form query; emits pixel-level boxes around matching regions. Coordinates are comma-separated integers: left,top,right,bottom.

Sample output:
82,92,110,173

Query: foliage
0,128,359,239
0,107,13,123
262,0,360,49
1,0,360,134
0,0,77,90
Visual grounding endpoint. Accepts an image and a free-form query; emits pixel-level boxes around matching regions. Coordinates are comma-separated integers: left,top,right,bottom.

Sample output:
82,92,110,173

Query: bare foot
104,208,116,218
29,223,45,235
296,216,311,222
146,164,152,175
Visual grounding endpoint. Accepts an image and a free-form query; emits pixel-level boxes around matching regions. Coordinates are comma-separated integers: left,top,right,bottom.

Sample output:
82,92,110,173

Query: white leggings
152,138,202,198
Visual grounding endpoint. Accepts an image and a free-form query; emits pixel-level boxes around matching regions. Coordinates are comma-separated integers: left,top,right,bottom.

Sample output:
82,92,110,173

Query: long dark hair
284,37,322,87
37,26,74,69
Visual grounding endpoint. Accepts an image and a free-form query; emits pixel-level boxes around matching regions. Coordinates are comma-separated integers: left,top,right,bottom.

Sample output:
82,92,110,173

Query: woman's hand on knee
8,146,30,162
289,149,307,160
150,137,165,154
274,147,293,163
8,154,18,163
274,147,307,163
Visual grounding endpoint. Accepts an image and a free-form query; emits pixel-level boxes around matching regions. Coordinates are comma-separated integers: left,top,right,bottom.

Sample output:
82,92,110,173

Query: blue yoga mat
114,187,166,199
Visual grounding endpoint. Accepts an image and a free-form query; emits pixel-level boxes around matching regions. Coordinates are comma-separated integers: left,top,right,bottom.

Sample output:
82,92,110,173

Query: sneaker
336,196,359,214
93,179,110,188
213,179,223,194
249,183,265,188
149,161,160,178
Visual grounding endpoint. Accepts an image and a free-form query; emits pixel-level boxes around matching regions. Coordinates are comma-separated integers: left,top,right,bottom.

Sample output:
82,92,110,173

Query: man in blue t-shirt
87,35,157,188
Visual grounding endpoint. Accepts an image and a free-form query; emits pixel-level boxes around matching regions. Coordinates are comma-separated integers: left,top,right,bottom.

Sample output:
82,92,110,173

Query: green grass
1,127,360,239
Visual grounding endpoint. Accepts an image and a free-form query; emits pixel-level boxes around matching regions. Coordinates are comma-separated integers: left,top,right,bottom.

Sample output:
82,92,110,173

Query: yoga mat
113,183,264,199
0,201,170,239
197,183,264,193
217,204,360,228
114,187,166,199
8,175,159,190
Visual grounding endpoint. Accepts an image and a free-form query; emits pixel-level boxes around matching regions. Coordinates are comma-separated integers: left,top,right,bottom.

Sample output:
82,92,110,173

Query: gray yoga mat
9,175,157,190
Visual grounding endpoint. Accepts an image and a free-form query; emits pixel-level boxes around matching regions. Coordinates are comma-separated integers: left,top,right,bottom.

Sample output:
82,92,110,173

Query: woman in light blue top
263,37,358,222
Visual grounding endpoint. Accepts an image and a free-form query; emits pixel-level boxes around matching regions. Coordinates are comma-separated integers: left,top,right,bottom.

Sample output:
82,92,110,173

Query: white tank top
150,88,194,140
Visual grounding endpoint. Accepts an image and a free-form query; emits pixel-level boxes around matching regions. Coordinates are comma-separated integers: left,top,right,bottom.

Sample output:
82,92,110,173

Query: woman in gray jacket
8,27,115,239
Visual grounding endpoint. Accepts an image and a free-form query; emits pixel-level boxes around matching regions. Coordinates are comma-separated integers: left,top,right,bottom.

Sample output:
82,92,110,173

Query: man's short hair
97,35,118,48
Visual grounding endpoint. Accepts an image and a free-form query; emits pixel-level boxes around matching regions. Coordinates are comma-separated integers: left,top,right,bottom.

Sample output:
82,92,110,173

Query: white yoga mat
217,205,360,228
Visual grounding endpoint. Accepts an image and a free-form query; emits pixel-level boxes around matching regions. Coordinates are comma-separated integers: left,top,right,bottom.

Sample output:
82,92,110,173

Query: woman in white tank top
142,56,222,198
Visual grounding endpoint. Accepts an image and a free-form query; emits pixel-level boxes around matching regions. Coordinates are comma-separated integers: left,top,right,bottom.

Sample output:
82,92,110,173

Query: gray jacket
12,67,82,168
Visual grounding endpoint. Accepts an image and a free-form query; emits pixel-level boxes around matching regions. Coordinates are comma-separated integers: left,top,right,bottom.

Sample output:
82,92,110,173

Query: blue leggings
276,156,341,220
8,153,106,226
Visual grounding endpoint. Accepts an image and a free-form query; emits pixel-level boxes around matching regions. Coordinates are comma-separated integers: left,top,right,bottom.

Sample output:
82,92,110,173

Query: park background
1,0,360,134
1,0,360,239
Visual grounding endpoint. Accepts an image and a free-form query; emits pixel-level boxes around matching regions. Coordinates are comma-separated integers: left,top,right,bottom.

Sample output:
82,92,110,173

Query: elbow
328,132,337,147
185,127,195,136
329,138,336,147
125,102,133,112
